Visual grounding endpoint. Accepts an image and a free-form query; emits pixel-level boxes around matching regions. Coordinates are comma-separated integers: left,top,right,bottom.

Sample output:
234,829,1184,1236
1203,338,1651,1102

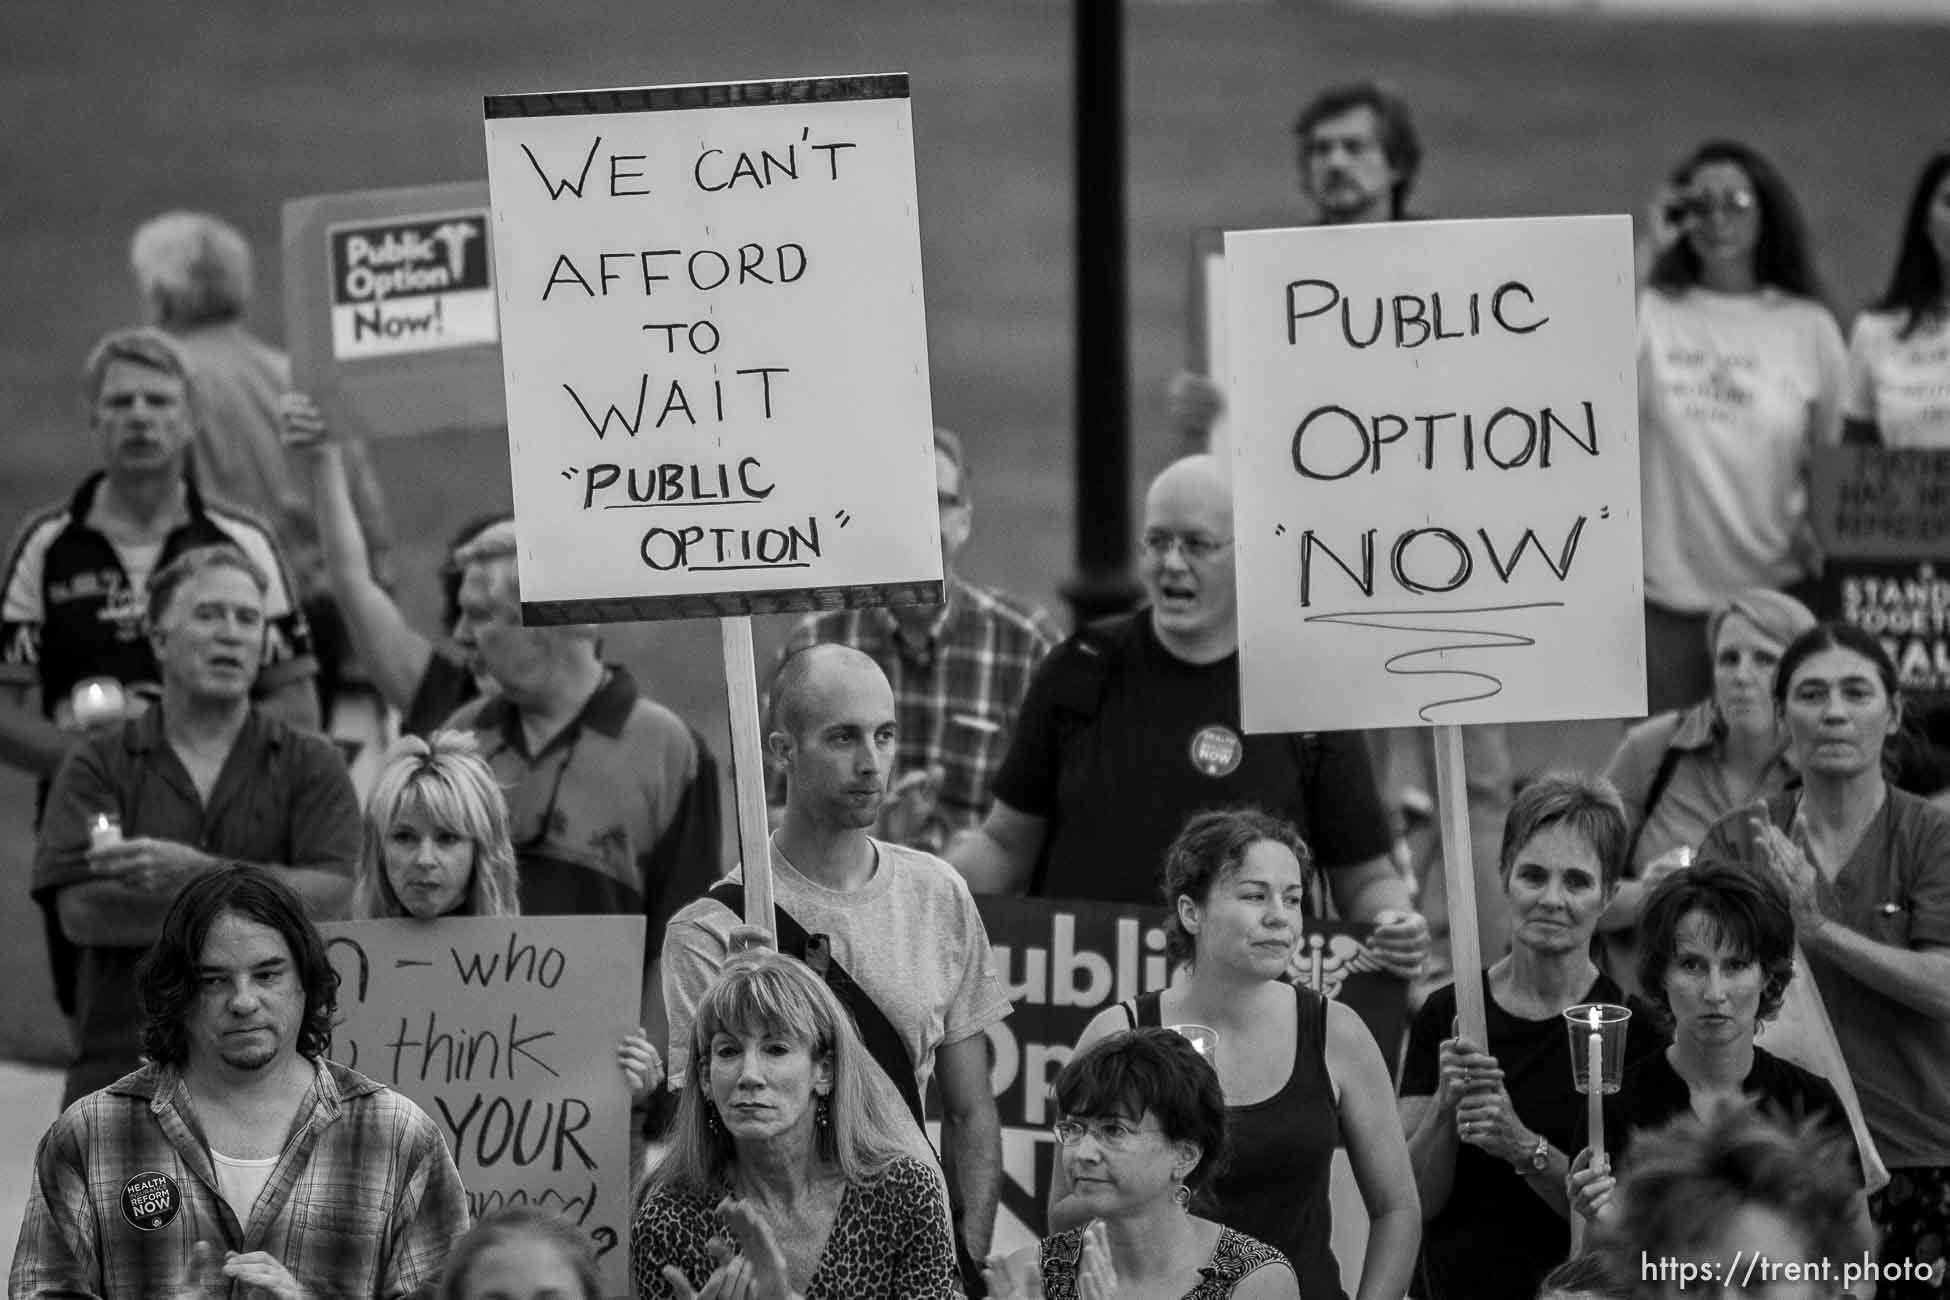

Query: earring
704,1102,724,1136
816,1094,831,1132
1172,1182,1192,1211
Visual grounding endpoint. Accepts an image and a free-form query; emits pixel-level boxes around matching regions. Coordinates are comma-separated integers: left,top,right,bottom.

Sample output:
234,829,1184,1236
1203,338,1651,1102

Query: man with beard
662,644,1010,1291
11,865,467,1299
31,544,357,1107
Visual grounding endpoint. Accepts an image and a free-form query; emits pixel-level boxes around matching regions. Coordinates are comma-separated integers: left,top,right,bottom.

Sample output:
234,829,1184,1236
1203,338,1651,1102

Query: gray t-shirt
662,837,1012,1155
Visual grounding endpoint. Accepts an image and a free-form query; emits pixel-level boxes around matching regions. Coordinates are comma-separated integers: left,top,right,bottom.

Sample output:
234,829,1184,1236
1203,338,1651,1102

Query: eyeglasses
1052,1118,1163,1150
1140,530,1232,562
1670,190,1757,222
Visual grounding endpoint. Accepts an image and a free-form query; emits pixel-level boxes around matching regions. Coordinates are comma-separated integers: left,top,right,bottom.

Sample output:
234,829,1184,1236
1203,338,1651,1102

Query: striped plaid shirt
769,574,1057,851
10,1058,468,1300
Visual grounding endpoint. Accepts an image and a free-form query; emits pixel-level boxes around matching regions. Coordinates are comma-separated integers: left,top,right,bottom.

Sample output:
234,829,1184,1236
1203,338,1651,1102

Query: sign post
1224,216,1645,1046
482,76,945,934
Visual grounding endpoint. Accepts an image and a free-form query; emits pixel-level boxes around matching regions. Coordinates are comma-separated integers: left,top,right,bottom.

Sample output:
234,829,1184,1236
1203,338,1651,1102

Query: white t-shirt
209,1148,279,1224
1638,287,1847,612
1843,309,1950,448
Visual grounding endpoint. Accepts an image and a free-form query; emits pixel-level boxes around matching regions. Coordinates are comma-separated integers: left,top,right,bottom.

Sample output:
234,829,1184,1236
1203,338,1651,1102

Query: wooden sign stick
721,616,775,949
1434,723,1487,1048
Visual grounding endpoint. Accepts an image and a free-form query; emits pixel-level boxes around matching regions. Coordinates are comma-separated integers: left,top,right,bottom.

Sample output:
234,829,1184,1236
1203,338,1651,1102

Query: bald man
661,644,1010,1280
949,455,1430,979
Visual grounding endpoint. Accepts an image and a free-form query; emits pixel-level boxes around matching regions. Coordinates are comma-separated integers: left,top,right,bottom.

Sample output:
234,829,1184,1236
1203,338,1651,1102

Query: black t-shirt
1577,1043,1860,1181
990,612,1391,903
1401,972,1666,1300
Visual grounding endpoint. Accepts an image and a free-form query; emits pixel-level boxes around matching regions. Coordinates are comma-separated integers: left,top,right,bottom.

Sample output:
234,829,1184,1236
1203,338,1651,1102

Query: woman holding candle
1698,623,1950,1296
1565,863,1862,1233
352,730,663,1099
1596,588,1815,997
987,1026,1299,1300
1398,774,1663,1300
1049,808,1419,1300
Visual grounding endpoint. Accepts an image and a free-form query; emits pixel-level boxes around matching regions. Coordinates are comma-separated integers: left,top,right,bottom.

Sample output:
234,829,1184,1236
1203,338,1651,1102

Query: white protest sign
483,76,941,625
1226,216,1645,733
322,916,644,1298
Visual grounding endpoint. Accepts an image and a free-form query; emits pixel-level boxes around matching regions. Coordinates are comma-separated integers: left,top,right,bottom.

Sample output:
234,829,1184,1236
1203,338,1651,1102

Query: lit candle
89,812,122,851
70,678,125,728
1586,1007,1605,1159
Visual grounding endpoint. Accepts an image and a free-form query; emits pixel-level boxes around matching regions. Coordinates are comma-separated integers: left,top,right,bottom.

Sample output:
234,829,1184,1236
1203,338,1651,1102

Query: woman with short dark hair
1399,774,1664,1300
1567,863,1862,1237
1046,808,1418,1300
438,1207,602,1300
989,1027,1300,1299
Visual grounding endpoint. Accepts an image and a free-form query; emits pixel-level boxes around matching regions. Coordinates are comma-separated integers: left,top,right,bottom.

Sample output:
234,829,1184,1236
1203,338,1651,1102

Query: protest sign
1225,216,1644,734
283,182,505,441
969,894,1402,1292
321,916,643,1298
1810,445,1950,699
481,76,942,626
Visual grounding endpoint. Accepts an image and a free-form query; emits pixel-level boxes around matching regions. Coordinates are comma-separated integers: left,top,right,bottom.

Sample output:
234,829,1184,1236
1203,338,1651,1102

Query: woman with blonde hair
352,730,520,921
632,950,957,1299
355,730,661,1099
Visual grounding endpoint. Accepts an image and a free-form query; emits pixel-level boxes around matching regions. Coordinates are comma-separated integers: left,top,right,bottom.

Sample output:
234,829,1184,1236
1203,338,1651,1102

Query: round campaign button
1188,725,1244,778
121,1171,181,1231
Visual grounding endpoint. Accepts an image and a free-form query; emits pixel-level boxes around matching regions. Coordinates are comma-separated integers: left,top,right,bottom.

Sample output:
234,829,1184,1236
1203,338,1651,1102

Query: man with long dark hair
10,865,468,1299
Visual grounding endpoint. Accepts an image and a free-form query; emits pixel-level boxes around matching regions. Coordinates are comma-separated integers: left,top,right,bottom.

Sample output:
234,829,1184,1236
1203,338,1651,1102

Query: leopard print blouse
631,1155,958,1299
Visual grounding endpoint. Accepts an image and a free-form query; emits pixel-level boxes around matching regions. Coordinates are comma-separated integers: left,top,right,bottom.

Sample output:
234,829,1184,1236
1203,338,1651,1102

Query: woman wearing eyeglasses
1046,808,1416,1300
987,1027,1300,1300
1636,139,1846,714
352,730,664,1101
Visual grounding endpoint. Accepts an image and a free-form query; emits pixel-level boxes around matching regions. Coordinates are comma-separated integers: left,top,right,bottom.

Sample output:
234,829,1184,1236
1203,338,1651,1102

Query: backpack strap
706,880,925,1131
1624,714,1690,867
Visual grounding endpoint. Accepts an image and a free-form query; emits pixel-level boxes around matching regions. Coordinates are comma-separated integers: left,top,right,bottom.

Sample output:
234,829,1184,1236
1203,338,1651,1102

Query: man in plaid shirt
11,866,468,1299
767,428,1056,854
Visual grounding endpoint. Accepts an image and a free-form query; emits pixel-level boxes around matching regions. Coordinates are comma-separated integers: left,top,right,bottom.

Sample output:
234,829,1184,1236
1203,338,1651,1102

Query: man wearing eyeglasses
443,521,723,1048
764,428,1056,853
949,455,1430,981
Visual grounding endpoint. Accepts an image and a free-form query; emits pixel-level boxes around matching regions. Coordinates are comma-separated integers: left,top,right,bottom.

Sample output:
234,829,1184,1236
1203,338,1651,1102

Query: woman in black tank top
1047,809,1421,1300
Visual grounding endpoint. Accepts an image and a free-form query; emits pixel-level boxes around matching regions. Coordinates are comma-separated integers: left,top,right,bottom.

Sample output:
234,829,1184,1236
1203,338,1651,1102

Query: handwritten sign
969,895,1401,1284
1225,217,1645,733
321,916,643,1298
283,182,507,441
482,76,941,626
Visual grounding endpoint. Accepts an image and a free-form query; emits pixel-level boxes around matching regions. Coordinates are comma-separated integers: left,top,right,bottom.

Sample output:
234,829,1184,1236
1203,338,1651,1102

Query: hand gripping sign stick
721,617,776,952
1433,725,1488,1049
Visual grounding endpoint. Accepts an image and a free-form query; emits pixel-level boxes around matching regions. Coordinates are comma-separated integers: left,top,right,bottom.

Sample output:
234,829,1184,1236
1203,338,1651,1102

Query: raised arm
280,392,433,712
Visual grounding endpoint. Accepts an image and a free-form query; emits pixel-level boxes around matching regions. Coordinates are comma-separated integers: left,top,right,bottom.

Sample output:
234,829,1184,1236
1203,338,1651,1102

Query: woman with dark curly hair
1844,146,1950,448
1566,863,1862,1234
1046,808,1417,1300
989,1026,1300,1299
1636,139,1846,713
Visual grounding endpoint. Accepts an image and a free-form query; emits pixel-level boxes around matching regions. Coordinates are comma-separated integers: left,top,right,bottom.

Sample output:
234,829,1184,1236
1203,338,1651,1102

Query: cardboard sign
1226,217,1645,733
481,76,942,626
321,916,644,1298
284,182,507,441
1818,559,1950,700
1808,445,1950,560
970,895,1403,1269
